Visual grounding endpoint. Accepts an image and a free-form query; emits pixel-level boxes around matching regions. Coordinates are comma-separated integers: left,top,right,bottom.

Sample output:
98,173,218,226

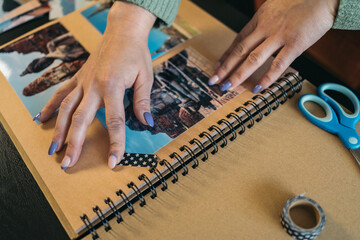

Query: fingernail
144,112,154,127
252,84,262,94
213,62,221,70
48,141,57,155
208,75,219,86
61,156,71,170
220,81,232,92
108,154,117,169
33,112,41,121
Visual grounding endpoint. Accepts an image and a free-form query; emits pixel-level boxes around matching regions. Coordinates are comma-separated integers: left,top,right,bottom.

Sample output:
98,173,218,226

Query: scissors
298,83,360,167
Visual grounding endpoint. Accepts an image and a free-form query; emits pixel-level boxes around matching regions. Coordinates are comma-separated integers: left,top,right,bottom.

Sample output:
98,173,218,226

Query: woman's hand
209,0,339,93
37,1,156,170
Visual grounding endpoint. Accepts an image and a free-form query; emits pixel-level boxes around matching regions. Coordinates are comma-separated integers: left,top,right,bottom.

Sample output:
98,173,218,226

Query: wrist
325,0,340,20
106,1,156,38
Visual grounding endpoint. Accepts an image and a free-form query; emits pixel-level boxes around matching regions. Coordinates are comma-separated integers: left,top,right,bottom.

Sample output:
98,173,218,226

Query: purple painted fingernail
208,75,219,86
252,84,262,94
144,112,154,127
108,154,117,169
61,156,71,170
33,112,41,121
48,141,57,155
220,81,232,92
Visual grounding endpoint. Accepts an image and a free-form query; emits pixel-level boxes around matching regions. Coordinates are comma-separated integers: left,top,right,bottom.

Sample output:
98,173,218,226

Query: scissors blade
349,148,360,167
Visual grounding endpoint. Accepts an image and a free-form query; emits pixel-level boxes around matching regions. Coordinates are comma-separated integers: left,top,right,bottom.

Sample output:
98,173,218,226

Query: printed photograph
97,48,243,154
48,0,95,19
0,0,50,34
0,22,89,117
81,1,199,60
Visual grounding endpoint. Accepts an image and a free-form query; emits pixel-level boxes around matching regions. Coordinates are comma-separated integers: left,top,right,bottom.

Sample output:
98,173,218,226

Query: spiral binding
208,125,227,147
180,145,199,168
104,197,123,223
93,206,111,231
261,88,280,110
252,95,271,116
80,214,99,239
79,72,303,240
199,131,218,154
149,167,167,191
159,159,178,183
226,112,246,134
244,100,263,122
127,182,146,207
170,152,189,176
189,138,208,161
116,189,134,215
217,119,236,141
138,174,157,199
235,106,255,128
271,82,288,104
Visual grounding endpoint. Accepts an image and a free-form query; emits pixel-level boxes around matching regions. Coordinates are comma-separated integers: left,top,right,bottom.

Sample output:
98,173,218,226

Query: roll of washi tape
281,194,326,240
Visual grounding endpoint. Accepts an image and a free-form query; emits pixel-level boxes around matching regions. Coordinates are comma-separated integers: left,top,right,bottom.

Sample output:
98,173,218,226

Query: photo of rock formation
0,22,89,96
0,22,89,118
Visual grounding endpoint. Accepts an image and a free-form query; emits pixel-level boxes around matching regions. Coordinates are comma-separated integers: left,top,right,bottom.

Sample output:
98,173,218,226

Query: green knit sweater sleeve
332,0,360,30
121,0,181,27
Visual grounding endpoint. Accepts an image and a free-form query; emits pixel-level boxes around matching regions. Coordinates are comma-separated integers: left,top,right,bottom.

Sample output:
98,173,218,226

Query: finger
215,18,257,70
255,46,301,91
209,31,265,86
48,88,83,155
132,70,154,127
104,91,126,169
223,37,283,92
60,94,100,170
36,79,77,122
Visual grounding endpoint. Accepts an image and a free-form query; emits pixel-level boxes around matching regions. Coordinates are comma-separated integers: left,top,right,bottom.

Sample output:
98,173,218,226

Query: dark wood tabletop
0,0,347,240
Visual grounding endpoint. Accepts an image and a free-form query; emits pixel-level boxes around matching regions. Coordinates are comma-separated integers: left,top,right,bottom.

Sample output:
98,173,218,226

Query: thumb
132,70,154,127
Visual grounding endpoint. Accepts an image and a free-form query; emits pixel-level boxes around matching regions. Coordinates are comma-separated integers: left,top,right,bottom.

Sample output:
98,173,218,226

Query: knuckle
43,102,57,113
230,71,243,83
232,43,246,57
247,51,261,65
97,75,117,91
261,74,274,86
271,58,285,72
109,141,125,150
107,116,125,131
72,109,87,127
66,141,77,151
53,89,64,99
134,98,151,109
60,97,73,112
287,34,305,49
217,62,230,77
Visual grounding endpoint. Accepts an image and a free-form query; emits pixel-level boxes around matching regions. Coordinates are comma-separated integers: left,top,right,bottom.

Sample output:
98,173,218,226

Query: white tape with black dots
281,194,326,240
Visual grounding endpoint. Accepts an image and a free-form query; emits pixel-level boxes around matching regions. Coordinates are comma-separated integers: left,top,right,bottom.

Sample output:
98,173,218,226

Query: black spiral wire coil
93,206,111,231
79,73,303,240
104,197,123,223
138,174,157,199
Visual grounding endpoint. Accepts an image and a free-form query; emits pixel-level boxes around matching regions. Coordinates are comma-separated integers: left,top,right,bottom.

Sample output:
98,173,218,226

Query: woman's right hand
209,0,339,93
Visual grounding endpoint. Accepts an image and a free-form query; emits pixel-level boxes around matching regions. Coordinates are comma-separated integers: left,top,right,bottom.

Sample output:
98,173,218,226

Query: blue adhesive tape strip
281,195,326,240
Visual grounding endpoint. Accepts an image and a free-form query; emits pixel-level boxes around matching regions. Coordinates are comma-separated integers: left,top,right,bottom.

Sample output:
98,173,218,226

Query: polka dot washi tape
281,194,326,240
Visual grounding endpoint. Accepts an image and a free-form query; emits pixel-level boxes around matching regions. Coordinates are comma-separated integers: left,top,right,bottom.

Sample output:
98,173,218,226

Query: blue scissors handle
318,83,360,128
298,83,360,150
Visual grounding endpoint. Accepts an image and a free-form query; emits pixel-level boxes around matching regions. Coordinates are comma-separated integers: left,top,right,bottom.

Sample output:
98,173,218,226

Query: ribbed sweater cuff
120,0,181,27
333,0,360,30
